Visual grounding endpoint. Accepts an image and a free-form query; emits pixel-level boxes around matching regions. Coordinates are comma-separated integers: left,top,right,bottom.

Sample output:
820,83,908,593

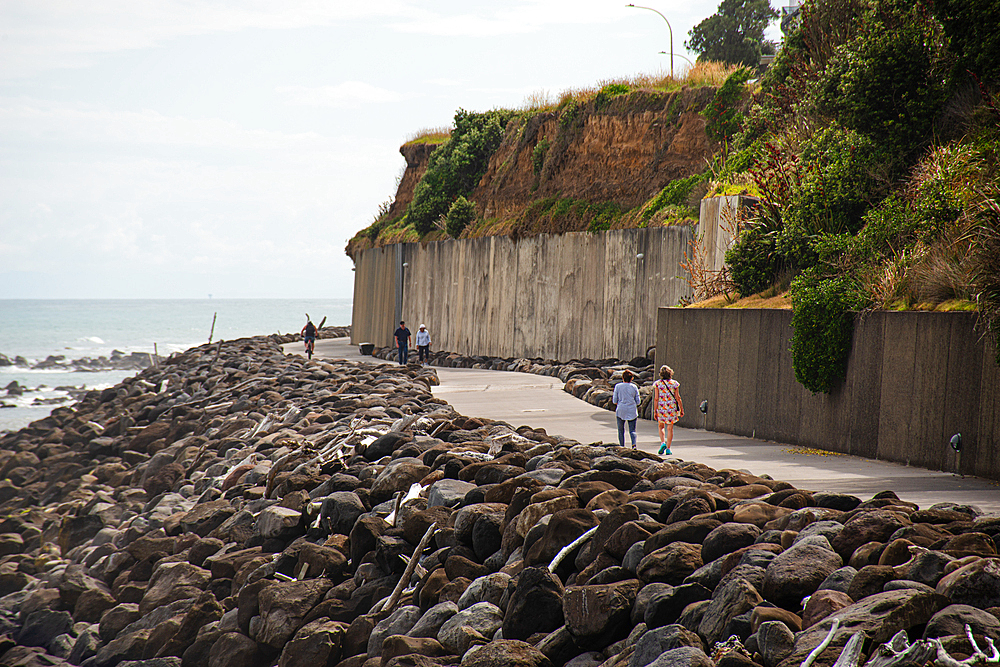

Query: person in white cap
415,324,432,365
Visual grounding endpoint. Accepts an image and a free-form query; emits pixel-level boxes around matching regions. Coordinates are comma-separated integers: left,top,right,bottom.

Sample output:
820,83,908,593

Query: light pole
658,51,695,68
627,4,674,79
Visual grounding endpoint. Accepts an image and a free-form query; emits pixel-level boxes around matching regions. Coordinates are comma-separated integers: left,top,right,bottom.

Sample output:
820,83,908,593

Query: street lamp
627,4,675,79
658,51,695,67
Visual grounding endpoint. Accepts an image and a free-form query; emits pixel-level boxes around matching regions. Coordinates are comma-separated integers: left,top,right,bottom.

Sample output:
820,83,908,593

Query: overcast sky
0,0,781,299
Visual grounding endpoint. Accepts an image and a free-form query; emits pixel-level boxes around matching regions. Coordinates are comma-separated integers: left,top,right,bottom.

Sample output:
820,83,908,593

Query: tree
685,0,778,67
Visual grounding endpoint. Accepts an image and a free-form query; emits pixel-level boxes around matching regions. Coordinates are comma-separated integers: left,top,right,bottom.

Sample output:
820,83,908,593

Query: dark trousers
398,345,408,365
617,417,637,447
418,345,429,362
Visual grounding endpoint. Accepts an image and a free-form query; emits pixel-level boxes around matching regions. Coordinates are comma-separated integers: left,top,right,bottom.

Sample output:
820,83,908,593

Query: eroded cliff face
474,87,716,217
387,142,437,219
384,86,717,234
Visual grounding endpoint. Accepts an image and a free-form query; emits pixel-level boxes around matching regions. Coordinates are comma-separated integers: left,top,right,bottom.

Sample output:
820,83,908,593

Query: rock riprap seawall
0,337,998,667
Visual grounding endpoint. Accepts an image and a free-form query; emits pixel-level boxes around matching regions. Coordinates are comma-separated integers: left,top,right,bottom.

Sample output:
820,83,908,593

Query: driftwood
804,622,1000,667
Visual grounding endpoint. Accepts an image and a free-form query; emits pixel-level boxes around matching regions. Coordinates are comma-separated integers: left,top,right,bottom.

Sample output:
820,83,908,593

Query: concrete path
289,337,1000,514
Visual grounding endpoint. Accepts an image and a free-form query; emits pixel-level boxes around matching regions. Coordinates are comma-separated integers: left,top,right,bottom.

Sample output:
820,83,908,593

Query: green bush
789,269,864,393
812,0,949,159
408,107,518,234
445,196,477,237
703,68,753,143
726,222,783,296
588,201,623,233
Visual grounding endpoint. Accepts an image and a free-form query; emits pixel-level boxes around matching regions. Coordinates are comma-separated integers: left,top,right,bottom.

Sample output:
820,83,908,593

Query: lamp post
658,51,695,68
627,4,675,79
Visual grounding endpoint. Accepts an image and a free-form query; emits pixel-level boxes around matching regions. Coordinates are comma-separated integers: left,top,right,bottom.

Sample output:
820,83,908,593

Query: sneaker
664,449,672,455
658,443,666,454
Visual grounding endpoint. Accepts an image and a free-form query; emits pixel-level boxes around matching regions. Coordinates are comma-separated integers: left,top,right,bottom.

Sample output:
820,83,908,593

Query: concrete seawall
351,226,693,361
656,307,1000,480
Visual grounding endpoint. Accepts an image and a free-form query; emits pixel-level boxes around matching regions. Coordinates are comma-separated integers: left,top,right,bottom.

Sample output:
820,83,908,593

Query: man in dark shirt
394,321,411,365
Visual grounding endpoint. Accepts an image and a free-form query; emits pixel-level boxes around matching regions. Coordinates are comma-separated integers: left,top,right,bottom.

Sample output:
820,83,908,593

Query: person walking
612,369,641,449
415,324,431,365
653,365,684,455
393,321,411,365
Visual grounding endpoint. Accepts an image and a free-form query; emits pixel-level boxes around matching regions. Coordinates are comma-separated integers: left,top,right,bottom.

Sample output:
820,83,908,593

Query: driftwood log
801,621,1000,667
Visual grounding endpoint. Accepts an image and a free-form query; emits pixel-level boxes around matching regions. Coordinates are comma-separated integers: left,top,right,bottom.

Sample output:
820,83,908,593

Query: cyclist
301,320,317,358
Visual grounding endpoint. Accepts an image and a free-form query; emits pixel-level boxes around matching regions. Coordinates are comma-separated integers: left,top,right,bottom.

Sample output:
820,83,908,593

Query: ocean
0,298,352,433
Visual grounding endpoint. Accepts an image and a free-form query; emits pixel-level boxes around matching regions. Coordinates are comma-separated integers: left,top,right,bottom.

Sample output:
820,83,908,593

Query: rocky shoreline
0,335,998,667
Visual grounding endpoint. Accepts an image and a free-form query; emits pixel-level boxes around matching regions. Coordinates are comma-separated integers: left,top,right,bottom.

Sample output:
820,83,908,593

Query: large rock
525,508,599,567
319,492,366,536
698,576,764,646
427,479,477,508
207,632,274,667
139,562,211,615
777,589,950,667
503,567,565,641
757,620,795,667
702,523,762,564
830,510,910,562
637,542,703,585
409,601,460,639
762,537,842,609
923,604,1000,641
563,579,641,647
629,624,704,667
461,639,553,667
368,605,424,657
16,609,73,651
255,506,303,540
645,646,714,667
370,457,431,503
437,602,504,655
257,578,333,648
936,557,1000,608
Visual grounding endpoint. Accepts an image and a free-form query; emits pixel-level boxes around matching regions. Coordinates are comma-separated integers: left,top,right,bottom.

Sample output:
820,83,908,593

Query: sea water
0,298,352,432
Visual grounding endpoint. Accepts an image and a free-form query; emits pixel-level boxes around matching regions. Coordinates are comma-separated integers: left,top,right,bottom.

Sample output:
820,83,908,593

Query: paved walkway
289,337,1000,514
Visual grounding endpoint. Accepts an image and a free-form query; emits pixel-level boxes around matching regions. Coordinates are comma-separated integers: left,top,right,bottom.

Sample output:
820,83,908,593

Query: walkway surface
289,337,1000,515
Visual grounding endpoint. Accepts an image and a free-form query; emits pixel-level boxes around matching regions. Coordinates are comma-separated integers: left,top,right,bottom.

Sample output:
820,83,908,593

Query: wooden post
153,343,159,368
208,312,217,344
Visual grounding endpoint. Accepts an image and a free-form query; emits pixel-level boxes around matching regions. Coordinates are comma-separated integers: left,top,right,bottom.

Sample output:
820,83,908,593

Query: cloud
0,0,419,78
277,82,408,108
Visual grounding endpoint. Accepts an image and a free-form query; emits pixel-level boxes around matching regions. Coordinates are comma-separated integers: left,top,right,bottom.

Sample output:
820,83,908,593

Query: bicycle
304,336,314,359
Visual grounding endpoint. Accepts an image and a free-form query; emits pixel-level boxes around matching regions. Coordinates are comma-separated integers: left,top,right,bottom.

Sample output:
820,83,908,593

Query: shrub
408,107,518,234
789,269,864,393
702,68,753,143
445,196,477,237
726,222,783,296
812,0,950,159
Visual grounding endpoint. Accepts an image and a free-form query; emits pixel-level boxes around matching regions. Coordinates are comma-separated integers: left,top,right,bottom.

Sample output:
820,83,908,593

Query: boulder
503,567,565,641
461,639,553,667
563,579,641,647
437,602,504,655
763,538,842,609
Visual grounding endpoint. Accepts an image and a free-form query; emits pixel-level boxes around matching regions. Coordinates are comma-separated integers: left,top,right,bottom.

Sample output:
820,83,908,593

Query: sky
0,0,782,299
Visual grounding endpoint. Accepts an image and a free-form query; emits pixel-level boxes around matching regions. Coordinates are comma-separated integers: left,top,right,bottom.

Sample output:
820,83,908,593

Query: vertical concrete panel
940,313,981,475
877,313,918,465
751,312,785,442
714,311,741,433
513,240,539,357
672,308,705,430
579,233,606,360
770,311,802,445
846,313,883,459
907,314,950,469
732,309,761,438
976,335,1000,479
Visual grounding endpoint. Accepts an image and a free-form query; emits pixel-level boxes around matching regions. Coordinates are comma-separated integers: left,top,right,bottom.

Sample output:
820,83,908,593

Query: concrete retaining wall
656,307,1000,480
351,227,693,361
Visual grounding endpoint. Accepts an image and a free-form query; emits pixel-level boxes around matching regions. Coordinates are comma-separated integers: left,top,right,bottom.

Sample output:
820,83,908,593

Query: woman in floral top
653,365,684,455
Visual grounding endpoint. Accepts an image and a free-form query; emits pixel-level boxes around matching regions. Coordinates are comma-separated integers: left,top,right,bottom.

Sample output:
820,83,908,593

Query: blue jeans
398,345,408,365
617,417,637,447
